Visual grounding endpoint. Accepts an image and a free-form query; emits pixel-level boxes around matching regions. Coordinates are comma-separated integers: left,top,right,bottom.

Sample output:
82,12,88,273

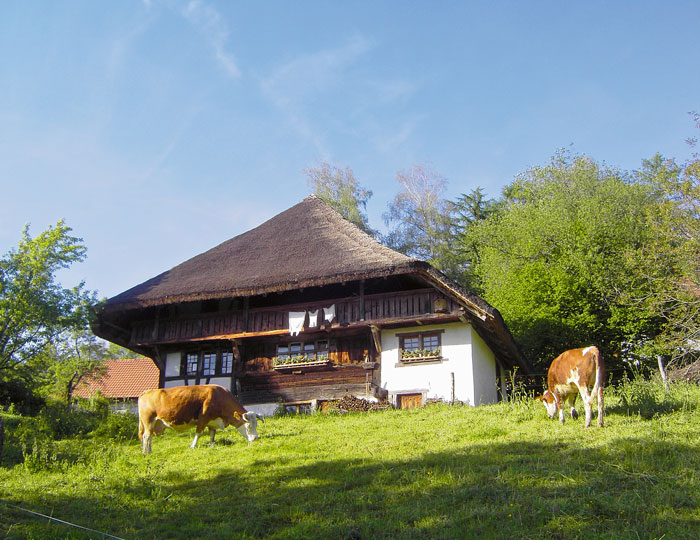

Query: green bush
613,372,691,419
92,413,138,441
36,401,101,439
73,394,111,418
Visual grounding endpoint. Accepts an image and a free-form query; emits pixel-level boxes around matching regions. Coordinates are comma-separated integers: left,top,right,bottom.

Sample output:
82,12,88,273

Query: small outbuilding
92,196,529,414
72,357,160,413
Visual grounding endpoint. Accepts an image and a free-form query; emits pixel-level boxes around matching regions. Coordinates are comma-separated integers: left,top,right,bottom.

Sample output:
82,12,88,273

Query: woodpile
668,360,700,383
331,395,391,413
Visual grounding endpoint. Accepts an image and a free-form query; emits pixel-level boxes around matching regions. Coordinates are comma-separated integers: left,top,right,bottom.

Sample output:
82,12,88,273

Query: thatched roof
97,196,528,372
104,195,428,311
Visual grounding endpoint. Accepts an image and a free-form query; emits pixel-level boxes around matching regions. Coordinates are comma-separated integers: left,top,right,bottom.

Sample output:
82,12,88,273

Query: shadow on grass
4,435,700,540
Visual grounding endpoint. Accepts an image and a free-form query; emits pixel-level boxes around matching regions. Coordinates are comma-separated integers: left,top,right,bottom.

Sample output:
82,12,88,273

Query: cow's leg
597,385,604,427
192,414,211,449
557,395,566,424
142,423,153,454
190,430,202,449
568,394,578,420
578,385,593,428
139,413,156,454
208,427,217,447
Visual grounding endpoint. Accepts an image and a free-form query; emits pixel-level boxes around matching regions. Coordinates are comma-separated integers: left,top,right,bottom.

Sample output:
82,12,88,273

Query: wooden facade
131,287,467,406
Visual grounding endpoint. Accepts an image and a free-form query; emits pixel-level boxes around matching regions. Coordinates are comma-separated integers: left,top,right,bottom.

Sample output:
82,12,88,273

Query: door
399,393,423,410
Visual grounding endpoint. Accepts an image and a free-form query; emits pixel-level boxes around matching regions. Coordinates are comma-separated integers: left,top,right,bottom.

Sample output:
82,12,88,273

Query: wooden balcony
129,289,458,346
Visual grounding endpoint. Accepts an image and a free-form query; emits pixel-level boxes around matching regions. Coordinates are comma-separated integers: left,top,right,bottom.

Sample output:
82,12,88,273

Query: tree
629,113,700,368
305,162,377,236
0,221,94,374
443,188,499,287
39,327,109,403
383,164,453,266
462,152,668,371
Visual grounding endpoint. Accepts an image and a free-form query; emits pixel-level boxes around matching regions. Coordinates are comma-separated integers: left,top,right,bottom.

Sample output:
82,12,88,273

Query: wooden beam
359,280,365,321
135,328,291,345
370,325,382,354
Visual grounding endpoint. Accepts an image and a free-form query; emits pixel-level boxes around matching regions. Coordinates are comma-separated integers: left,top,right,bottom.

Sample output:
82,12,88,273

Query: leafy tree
305,162,377,236
383,164,453,267
462,152,668,371
629,114,700,368
0,220,94,374
39,328,109,403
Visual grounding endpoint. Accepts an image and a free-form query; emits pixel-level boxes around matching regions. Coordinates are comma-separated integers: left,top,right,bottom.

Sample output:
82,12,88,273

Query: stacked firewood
331,395,391,413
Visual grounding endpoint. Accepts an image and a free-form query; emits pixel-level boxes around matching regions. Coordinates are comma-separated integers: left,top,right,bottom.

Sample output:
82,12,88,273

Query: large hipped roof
104,195,428,311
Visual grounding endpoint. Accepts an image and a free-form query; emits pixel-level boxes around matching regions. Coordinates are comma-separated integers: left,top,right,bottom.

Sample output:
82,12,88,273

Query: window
274,340,331,366
221,352,233,374
316,340,329,360
186,353,199,375
202,352,216,376
399,331,442,362
181,349,235,377
285,402,313,415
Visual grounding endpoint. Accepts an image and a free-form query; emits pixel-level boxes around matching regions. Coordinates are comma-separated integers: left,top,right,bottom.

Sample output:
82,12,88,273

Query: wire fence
0,500,125,540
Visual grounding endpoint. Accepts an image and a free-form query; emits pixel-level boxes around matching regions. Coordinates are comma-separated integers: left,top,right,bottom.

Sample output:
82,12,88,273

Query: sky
1,1,699,300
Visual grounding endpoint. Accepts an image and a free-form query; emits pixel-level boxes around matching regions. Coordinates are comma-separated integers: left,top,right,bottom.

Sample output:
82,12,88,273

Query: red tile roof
73,358,160,399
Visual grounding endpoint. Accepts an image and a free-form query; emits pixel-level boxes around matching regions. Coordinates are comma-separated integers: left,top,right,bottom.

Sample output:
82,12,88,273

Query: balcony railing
130,289,456,346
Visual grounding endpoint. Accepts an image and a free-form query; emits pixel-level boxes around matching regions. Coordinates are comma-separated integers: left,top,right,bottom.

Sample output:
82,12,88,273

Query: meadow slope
1,382,699,539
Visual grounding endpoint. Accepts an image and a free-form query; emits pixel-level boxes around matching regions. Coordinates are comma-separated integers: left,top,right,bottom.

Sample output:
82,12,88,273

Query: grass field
1,379,699,539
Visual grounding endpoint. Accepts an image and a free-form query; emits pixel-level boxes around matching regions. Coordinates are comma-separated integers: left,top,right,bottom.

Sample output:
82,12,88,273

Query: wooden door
399,393,423,410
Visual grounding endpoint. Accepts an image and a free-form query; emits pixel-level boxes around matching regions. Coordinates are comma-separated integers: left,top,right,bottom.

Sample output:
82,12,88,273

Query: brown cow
137,384,263,454
537,346,604,427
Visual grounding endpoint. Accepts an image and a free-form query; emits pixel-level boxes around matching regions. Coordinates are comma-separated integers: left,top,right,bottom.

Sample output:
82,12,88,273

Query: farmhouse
92,195,529,414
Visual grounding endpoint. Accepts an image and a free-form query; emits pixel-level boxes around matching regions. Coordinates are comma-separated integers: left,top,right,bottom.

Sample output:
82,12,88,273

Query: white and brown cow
138,384,263,454
536,346,604,427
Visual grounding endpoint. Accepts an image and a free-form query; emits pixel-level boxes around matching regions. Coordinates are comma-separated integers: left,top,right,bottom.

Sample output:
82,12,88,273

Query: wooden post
657,355,669,392
359,280,365,321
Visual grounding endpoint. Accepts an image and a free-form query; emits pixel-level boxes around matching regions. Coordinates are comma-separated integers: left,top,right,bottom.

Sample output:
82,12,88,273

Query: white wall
380,322,498,407
470,330,498,405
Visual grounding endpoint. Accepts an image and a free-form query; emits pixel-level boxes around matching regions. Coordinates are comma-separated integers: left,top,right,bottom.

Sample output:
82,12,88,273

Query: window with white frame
186,353,199,375
274,340,330,365
221,351,233,374
181,349,235,377
202,352,216,376
398,331,443,362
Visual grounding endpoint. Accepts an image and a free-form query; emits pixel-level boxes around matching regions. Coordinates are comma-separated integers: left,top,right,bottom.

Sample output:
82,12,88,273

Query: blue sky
1,1,698,299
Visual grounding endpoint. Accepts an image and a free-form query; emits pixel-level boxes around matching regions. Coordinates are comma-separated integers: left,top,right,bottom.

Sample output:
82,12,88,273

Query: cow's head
236,411,264,442
536,391,558,419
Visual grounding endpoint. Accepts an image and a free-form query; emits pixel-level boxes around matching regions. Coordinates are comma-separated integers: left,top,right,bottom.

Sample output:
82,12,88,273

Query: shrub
73,394,111,418
92,413,138,441
36,401,101,439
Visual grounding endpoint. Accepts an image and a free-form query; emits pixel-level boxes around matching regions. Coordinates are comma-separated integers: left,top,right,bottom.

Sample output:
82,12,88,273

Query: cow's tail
586,346,605,427
137,395,145,441
587,346,604,394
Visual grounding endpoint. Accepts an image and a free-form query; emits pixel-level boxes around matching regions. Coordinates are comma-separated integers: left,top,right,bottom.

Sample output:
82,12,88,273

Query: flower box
400,355,441,364
273,358,332,370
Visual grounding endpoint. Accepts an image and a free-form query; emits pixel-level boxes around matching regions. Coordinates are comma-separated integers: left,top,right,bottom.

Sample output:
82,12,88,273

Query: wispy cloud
261,35,372,105
181,0,239,78
143,0,239,78
260,35,374,156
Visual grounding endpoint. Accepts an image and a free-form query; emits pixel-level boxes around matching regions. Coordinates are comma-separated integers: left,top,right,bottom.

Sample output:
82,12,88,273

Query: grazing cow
537,346,604,427
138,384,263,454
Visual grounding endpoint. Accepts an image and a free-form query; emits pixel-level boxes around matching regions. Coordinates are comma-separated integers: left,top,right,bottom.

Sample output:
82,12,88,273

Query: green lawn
1,381,699,539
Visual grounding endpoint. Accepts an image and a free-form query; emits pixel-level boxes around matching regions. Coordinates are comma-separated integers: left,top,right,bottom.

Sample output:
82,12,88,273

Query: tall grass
1,380,699,539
